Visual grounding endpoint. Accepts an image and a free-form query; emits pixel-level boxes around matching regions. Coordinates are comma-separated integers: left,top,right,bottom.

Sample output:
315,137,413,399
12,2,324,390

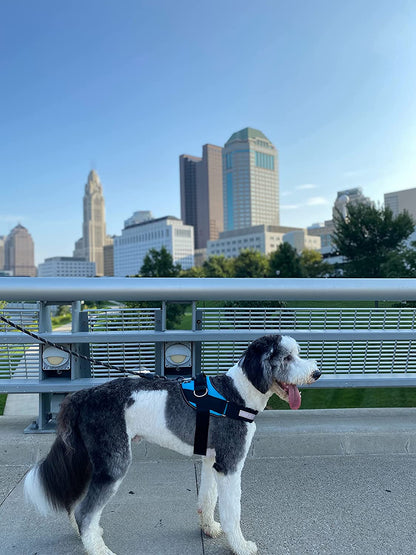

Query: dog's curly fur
24,334,320,555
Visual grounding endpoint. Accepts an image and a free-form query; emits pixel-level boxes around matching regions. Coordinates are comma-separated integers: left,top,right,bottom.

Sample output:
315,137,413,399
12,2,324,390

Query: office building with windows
384,187,416,221
207,225,320,258
103,243,114,276
223,128,279,231
38,257,96,277
113,215,194,276
180,144,223,250
4,224,36,276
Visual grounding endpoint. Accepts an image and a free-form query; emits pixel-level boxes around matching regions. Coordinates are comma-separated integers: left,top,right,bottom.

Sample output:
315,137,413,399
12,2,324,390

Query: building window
255,151,275,170
226,173,234,230
225,152,233,169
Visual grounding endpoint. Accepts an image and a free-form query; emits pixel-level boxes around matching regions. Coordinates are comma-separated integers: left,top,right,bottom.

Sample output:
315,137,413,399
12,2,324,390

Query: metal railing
1,277,416,430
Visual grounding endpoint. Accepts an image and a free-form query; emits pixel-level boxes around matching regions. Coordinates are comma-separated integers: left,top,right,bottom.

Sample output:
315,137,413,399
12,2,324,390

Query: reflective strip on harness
238,409,256,421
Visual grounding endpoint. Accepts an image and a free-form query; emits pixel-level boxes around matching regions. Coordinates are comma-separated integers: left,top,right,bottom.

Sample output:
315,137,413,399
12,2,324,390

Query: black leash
0,314,156,378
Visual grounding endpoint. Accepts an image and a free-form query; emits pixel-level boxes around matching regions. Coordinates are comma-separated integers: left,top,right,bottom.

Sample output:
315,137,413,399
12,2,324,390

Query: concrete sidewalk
1,409,416,554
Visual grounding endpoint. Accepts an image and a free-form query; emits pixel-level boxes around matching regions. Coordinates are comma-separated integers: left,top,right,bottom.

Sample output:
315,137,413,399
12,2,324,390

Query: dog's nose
312,370,321,381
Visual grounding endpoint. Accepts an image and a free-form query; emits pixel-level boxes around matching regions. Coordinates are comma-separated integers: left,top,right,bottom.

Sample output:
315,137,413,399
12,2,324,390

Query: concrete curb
252,408,416,457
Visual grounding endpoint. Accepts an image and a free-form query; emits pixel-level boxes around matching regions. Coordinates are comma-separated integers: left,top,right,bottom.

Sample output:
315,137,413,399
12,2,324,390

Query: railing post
72,301,91,379
193,303,202,378
154,307,164,376
31,301,53,432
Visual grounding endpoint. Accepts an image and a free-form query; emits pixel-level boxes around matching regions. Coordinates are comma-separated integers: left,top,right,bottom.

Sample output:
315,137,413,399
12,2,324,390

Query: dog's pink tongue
288,385,301,410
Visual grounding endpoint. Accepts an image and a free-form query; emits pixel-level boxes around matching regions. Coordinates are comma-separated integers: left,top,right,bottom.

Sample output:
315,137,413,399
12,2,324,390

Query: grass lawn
0,394,6,415
178,311,192,329
51,314,72,327
267,387,416,410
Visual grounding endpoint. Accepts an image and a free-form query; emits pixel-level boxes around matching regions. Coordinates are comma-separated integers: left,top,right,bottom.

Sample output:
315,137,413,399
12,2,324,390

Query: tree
202,255,234,278
300,249,333,278
126,247,185,328
139,246,182,277
332,203,414,277
382,241,416,277
269,243,303,277
180,266,206,277
233,249,268,278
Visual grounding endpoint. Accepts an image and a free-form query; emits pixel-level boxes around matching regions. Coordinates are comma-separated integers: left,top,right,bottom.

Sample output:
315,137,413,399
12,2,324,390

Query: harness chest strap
181,374,258,456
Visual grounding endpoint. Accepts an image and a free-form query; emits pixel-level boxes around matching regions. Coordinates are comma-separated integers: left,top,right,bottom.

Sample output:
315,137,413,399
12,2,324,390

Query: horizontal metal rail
1,277,416,301
2,374,416,394
0,378,113,393
1,329,416,344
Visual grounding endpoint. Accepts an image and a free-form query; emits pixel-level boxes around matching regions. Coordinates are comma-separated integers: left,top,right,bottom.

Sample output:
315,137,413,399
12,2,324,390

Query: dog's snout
312,370,321,381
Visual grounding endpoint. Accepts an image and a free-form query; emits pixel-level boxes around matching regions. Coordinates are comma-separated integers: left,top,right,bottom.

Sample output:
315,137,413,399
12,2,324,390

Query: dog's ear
240,336,281,394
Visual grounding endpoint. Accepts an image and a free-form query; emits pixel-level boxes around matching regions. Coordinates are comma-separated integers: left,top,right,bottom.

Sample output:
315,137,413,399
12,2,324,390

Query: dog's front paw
233,540,258,555
201,520,222,538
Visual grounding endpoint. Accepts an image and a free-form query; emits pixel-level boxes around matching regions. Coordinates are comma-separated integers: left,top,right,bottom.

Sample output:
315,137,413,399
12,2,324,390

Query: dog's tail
24,394,91,515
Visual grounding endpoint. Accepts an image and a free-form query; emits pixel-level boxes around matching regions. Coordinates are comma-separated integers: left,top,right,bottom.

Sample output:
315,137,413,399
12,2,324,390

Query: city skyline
1,1,415,265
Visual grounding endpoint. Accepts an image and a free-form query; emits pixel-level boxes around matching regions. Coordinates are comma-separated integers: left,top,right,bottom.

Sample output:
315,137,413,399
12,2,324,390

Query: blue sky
1,0,416,264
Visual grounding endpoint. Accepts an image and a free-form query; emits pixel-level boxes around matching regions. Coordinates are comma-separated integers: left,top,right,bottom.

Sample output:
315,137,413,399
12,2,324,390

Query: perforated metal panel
86,308,157,377
0,305,40,378
199,308,416,376
1,304,415,382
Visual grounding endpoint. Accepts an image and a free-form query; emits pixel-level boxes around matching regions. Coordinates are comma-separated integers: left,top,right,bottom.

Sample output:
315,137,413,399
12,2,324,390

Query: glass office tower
223,128,279,231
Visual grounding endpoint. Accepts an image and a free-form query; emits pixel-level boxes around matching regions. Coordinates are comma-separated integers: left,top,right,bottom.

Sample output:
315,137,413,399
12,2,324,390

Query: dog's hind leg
197,457,222,538
75,468,129,555
75,439,132,555
215,468,257,555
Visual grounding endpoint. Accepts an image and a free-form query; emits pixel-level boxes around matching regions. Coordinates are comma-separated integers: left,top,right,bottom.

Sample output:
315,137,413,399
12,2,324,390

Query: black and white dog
24,334,320,555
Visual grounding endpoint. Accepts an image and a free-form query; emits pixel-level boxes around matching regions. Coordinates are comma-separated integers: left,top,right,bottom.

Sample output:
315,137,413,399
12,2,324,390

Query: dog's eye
284,354,292,362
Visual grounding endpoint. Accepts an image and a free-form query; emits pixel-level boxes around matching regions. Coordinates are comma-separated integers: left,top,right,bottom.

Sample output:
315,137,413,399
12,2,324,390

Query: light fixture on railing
164,342,192,376
42,346,71,373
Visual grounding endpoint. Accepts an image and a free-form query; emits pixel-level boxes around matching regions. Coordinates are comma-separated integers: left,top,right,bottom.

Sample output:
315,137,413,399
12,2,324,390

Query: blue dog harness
181,374,258,456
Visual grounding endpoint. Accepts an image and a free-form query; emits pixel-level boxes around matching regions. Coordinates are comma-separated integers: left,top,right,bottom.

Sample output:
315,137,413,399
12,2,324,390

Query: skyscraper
223,128,279,231
180,144,223,250
73,170,113,276
4,224,36,276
